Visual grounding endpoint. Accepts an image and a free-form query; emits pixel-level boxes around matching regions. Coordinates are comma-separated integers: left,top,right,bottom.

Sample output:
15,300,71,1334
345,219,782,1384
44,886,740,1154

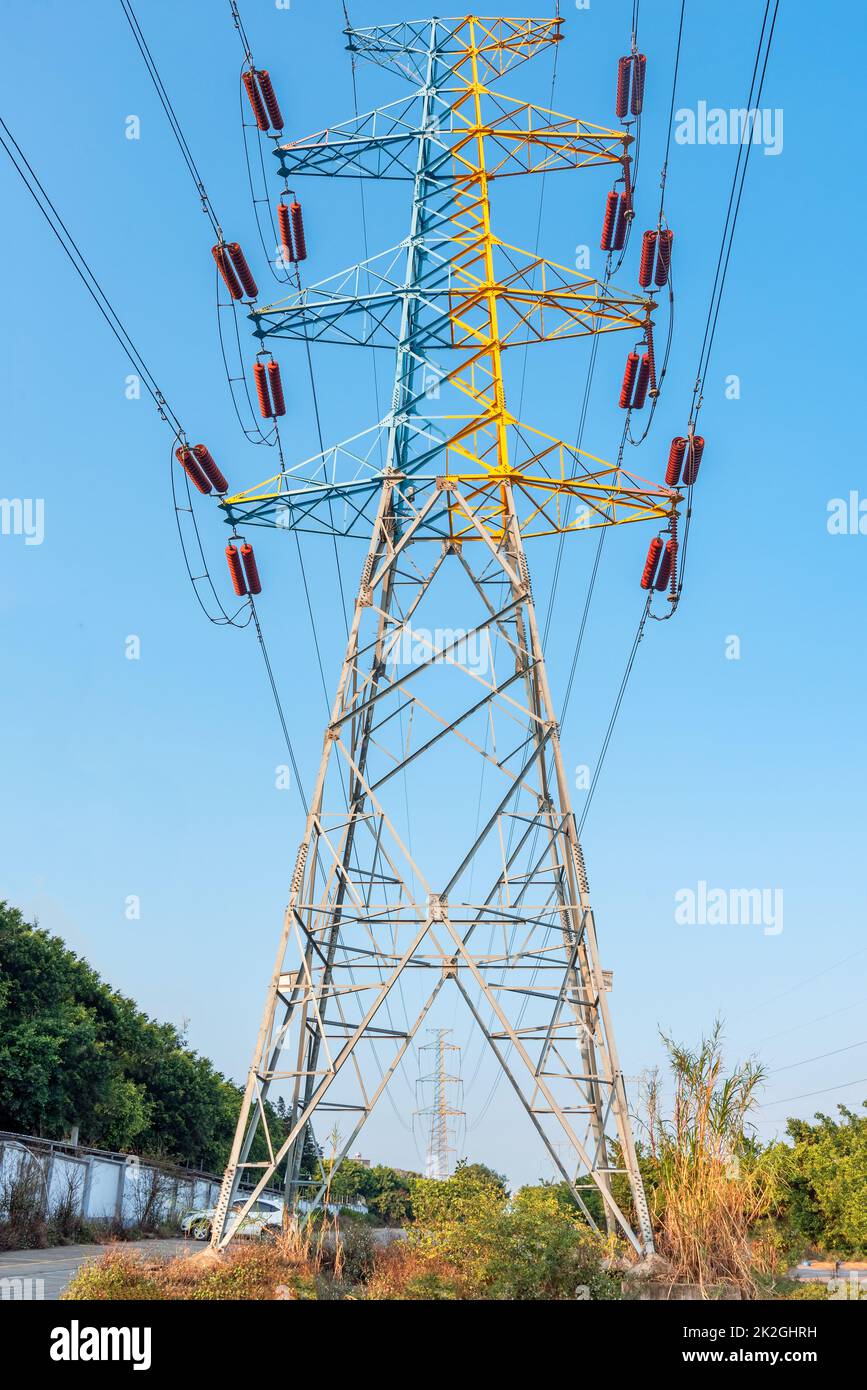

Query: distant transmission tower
210,14,676,1257
415,1029,465,1179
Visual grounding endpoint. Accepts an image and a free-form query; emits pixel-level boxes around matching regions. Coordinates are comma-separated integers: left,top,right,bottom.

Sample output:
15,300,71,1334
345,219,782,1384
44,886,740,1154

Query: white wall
0,1134,278,1232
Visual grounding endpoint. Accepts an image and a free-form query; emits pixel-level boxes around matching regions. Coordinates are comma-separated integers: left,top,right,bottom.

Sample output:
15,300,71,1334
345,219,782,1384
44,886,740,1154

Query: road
0,1238,189,1301
788,1261,867,1285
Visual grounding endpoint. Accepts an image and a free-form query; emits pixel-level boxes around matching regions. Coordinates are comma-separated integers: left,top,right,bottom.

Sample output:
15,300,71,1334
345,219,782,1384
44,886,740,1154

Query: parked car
181,1195,284,1241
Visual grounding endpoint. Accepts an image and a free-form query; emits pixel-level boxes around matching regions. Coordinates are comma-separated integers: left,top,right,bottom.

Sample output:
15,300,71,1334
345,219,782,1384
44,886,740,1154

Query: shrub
407,1164,615,1300
336,1224,376,1284
0,1151,49,1250
63,1240,318,1302
62,1251,166,1301
363,1244,464,1300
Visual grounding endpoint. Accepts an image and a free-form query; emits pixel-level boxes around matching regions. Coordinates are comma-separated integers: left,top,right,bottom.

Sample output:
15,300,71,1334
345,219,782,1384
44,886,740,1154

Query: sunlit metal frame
211,14,668,1257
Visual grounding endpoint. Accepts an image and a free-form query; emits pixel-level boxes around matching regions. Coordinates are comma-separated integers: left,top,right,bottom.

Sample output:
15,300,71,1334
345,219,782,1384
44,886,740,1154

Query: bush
63,1241,318,1302
364,1244,463,1300
337,1224,376,1284
62,1251,166,1301
407,1163,616,1300
0,1151,48,1250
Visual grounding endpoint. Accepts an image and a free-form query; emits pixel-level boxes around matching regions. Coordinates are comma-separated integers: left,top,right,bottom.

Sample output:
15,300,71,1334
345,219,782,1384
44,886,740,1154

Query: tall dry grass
643,1021,783,1294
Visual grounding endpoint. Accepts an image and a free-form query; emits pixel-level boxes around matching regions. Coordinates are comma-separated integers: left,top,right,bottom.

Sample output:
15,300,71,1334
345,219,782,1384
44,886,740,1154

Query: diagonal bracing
212,14,670,1256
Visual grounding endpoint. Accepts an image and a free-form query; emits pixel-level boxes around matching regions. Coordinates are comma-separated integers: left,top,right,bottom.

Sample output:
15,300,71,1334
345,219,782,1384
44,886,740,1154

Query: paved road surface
0,1239,189,1300
788,1261,867,1284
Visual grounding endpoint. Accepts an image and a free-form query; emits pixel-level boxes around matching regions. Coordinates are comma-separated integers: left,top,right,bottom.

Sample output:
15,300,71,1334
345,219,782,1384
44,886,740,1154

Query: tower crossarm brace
276,95,630,183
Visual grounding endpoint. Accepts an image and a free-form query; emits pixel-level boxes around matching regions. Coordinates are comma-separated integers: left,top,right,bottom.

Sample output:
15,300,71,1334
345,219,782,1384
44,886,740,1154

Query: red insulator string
665,436,687,487
267,359,287,416
212,243,243,300
277,200,294,264
289,201,307,262
241,542,263,595
225,542,247,596
256,70,284,131
193,443,229,495
623,1,687,453
176,445,211,495
638,229,657,287
600,190,618,251
227,242,259,299
615,56,631,119
252,360,272,419
632,353,651,409
242,69,269,131
640,536,664,590
540,0,652,669
237,62,293,286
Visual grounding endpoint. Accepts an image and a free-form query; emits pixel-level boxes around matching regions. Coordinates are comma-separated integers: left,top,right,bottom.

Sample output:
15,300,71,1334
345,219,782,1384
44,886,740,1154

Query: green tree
362,1165,413,1225
0,901,287,1172
784,1105,867,1255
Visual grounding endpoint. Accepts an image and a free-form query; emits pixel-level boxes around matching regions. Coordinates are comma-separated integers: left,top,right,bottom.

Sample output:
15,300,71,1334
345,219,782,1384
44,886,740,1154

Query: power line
214,264,279,445
0,113,315,814
768,1040,867,1076
755,1000,867,1048
249,599,309,809
228,0,292,288
758,1076,867,1111
689,0,779,423
168,439,251,629
539,0,653,653
119,0,222,237
0,116,181,435
221,0,352,633
657,0,685,225
119,0,273,449
737,946,867,1020
228,0,255,67
575,597,649,837
121,0,353,708
0,112,256,634
675,0,779,604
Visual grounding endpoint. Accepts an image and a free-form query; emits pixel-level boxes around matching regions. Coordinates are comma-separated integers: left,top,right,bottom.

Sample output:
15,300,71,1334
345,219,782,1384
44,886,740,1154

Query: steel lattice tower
211,14,679,1256
415,1029,464,1179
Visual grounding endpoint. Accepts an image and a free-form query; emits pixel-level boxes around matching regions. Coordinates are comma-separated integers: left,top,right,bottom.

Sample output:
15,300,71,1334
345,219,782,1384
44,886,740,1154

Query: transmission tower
210,14,679,1257
415,1029,465,1179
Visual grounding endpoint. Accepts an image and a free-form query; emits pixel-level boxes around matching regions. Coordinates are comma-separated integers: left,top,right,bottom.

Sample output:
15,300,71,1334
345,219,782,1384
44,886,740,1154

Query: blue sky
1,0,865,1185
